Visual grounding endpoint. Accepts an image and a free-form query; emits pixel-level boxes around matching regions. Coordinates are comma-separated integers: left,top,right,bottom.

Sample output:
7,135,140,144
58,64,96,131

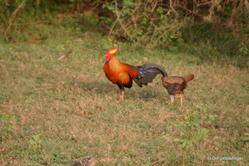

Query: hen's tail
184,74,194,82
133,64,168,87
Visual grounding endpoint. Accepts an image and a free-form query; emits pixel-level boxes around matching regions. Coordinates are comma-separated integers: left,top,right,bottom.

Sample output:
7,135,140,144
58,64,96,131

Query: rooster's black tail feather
133,64,168,87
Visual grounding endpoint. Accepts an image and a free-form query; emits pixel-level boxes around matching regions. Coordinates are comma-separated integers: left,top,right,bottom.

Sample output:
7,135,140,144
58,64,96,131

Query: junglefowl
103,48,167,101
161,74,194,106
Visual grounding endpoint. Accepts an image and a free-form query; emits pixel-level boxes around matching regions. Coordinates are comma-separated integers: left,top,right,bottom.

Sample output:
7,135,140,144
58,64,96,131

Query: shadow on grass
129,86,164,101
77,81,160,101
135,90,159,100
77,81,116,95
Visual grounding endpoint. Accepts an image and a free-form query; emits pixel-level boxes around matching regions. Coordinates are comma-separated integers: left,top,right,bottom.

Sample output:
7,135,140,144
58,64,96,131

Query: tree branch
4,0,26,40
113,0,134,41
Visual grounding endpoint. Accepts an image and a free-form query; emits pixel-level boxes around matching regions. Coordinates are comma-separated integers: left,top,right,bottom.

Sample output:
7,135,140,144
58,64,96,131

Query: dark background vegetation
0,0,249,67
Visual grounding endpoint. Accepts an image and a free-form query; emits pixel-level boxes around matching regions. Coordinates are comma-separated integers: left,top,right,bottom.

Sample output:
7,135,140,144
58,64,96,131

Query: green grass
0,27,249,165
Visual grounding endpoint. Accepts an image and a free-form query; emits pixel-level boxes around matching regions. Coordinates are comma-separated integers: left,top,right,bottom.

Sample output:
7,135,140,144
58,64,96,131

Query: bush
102,0,183,48
0,0,63,42
181,23,249,67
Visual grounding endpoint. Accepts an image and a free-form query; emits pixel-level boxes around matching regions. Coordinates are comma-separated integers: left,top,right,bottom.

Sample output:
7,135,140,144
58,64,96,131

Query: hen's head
104,48,118,61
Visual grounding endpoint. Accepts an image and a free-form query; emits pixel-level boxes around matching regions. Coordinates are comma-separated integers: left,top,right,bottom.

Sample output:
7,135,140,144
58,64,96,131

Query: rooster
161,74,194,106
103,48,167,101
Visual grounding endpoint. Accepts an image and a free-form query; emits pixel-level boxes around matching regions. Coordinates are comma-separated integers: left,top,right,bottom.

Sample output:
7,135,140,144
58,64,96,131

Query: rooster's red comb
107,48,118,55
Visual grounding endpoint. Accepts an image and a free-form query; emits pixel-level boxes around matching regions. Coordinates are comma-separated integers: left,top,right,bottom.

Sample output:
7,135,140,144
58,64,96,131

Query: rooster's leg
119,87,125,101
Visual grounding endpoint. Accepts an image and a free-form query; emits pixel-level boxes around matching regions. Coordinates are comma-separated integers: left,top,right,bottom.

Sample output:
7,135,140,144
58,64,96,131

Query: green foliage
181,23,249,68
0,0,248,68
0,0,60,21
29,134,43,150
103,0,183,48
0,113,18,140
0,0,64,42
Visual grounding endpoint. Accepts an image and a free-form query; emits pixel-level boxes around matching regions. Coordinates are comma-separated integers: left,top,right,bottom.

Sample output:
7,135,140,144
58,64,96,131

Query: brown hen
161,74,194,106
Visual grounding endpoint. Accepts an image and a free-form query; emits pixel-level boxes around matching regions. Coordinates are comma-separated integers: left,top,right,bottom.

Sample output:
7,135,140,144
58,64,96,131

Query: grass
0,25,249,165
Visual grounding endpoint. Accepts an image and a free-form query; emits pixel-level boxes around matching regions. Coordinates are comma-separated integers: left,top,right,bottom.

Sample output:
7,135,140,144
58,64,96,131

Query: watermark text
207,156,243,161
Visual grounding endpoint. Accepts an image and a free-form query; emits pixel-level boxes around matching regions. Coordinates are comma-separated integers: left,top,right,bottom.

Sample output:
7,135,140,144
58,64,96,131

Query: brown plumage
161,74,194,106
103,48,167,101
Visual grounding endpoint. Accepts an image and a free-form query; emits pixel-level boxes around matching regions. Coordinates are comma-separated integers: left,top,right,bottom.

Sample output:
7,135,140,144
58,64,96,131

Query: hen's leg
169,95,175,104
119,87,125,101
180,94,183,106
